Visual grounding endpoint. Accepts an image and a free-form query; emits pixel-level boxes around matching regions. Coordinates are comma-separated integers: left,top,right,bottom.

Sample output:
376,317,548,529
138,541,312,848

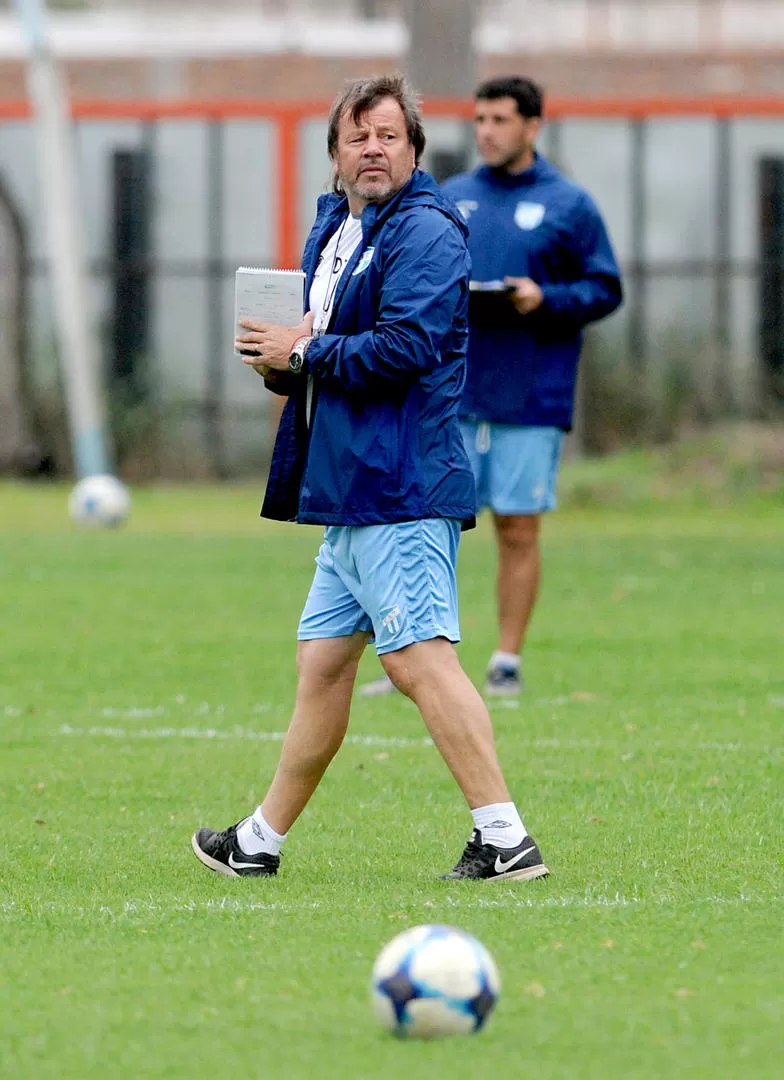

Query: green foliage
0,480,782,1079
561,423,784,508
577,332,776,454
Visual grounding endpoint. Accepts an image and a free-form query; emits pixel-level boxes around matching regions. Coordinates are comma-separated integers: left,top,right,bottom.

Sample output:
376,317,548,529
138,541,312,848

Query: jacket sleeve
263,370,299,396
537,195,623,329
304,213,468,394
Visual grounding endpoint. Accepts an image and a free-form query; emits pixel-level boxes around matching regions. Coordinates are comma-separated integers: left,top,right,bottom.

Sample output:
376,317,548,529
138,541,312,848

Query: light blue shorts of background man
460,423,564,517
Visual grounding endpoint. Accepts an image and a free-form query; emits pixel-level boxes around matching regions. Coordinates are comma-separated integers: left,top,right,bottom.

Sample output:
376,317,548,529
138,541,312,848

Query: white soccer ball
371,924,500,1039
69,474,131,528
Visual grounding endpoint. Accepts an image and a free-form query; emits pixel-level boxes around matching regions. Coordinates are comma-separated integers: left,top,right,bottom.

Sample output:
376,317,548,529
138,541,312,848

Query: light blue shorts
460,422,564,516
297,519,462,655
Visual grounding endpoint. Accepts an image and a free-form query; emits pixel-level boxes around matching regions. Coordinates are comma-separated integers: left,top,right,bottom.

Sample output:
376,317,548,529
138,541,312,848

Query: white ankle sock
490,650,520,671
236,808,287,856
471,802,526,848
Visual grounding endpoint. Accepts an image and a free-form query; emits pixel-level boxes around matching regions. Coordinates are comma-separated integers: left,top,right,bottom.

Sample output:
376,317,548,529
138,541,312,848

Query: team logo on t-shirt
514,202,545,231
456,200,478,221
352,247,375,275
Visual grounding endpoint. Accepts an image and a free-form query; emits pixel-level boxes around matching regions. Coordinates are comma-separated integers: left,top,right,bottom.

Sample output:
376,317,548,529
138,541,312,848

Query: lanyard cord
321,216,351,321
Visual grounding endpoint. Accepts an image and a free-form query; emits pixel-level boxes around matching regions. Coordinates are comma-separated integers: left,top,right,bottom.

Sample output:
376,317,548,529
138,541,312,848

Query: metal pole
206,117,226,479
548,119,563,169
141,117,159,476
404,0,476,99
0,171,36,472
12,0,114,480
276,110,299,269
628,118,648,369
714,116,732,411
404,0,476,179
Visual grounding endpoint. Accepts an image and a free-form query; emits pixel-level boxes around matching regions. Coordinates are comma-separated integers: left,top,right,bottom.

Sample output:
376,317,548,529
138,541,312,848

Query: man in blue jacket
190,74,549,884
445,76,623,696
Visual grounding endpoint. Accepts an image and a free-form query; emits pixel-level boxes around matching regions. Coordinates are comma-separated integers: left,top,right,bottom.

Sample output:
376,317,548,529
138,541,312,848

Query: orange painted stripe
548,97,784,119
423,96,784,120
2,96,784,122
276,111,300,271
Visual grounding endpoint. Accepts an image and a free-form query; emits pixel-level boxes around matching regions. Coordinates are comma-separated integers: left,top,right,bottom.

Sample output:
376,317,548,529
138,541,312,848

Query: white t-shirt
309,214,364,336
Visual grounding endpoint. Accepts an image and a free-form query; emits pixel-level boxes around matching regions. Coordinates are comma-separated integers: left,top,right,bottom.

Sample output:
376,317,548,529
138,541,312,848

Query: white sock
236,808,287,856
489,650,520,671
471,802,526,848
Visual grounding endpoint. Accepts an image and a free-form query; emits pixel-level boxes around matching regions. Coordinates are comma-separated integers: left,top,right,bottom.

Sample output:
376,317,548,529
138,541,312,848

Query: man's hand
505,277,543,316
236,311,314,374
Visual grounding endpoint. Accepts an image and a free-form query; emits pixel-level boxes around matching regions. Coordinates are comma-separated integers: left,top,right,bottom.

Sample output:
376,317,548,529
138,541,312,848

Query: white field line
49,724,781,756
0,892,776,921
6,691,782,723
54,724,434,749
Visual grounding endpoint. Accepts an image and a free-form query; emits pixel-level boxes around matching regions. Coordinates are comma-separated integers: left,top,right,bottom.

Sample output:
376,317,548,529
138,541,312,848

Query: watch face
288,351,303,373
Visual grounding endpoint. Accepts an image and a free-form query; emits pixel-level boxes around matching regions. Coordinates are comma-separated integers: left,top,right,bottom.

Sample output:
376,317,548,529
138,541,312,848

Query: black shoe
191,821,280,878
484,664,522,697
442,829,549,882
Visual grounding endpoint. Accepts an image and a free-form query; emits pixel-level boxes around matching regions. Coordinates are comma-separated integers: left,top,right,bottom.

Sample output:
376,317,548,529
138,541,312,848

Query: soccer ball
69,474,131,528
371,924,500,1039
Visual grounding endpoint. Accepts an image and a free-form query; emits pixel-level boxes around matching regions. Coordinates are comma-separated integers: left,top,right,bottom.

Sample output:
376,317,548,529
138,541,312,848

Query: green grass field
1,472,782,1079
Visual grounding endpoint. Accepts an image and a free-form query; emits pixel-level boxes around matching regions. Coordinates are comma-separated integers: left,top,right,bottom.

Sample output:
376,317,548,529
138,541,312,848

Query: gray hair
327,73,426,193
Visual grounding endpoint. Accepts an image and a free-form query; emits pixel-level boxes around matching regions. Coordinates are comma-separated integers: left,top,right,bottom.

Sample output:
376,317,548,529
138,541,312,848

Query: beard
351,173,395,204
482,142,533,174
485,148,516,169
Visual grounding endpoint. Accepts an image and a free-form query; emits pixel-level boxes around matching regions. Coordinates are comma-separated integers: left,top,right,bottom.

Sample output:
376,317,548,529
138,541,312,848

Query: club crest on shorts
514,201,545,231
352,247,375,275
380,604,404,636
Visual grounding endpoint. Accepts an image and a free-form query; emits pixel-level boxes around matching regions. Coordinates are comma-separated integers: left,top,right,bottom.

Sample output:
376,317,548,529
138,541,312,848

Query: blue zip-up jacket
261,169,476,527
442,156,623,430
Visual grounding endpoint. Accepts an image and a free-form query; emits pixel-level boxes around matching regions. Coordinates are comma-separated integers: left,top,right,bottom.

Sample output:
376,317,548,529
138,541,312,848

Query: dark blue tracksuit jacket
261,169,476,527
442,155,623,430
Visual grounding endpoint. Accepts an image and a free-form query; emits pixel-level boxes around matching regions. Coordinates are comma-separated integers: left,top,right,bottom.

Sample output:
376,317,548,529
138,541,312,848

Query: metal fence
1,96,783,477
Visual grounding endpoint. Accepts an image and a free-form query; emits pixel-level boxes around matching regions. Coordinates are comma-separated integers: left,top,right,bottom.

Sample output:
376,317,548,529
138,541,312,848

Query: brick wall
1,50,782,102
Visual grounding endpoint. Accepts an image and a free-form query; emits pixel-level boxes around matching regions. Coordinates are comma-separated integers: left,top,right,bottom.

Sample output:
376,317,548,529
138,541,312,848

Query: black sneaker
442,829,549,882
191,821,280,878
484,664,522,697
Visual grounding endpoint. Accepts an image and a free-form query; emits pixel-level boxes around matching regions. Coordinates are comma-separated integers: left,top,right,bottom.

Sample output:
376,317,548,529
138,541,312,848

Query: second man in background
364,75,622,699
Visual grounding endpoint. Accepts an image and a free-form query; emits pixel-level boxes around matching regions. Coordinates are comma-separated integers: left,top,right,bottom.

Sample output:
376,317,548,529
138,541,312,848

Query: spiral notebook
234,266,305,355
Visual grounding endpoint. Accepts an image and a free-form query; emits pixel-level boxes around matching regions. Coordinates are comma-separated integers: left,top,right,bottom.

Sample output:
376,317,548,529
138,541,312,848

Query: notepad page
234,267,305,354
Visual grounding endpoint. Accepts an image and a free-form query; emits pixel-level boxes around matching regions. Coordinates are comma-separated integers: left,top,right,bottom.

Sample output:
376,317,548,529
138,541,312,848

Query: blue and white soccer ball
371,924,500,1039
69,474,131,528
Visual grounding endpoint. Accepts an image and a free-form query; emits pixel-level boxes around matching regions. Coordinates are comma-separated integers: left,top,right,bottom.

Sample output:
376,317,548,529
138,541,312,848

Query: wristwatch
288,336,312,373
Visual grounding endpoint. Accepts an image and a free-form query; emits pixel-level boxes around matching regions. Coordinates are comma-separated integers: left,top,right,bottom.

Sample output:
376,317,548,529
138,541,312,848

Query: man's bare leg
381,637,548,880
192,632,370,876
193,632,548,881
484,513,541,694
381,637,509,808
494,512,541,655
261,632,369,834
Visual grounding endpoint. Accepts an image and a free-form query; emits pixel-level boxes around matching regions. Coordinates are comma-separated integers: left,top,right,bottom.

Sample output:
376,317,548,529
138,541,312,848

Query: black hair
475,76,544,119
